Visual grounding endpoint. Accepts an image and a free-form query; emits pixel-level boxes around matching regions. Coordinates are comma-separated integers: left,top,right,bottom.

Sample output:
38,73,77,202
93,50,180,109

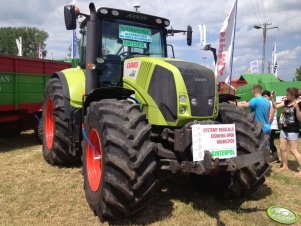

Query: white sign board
276,96,286,103
123,60,141,80
119,25,152,43
275,96,301,103
192,124,237,161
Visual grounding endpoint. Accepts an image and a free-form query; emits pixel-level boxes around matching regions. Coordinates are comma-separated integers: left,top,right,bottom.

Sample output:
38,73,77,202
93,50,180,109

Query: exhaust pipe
85,3,98,94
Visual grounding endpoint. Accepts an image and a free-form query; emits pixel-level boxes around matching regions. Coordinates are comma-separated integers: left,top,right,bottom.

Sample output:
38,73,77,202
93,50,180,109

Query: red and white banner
215,0,237,83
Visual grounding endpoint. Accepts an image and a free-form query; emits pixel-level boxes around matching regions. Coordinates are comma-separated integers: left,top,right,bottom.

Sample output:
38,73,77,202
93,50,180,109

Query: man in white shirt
263,90,279,162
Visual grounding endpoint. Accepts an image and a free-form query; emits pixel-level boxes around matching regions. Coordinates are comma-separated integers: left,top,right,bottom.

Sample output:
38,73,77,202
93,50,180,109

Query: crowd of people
238,84,301,177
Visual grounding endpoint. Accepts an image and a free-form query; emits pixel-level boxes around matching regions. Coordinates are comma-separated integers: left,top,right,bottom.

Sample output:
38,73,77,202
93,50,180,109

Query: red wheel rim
86,128,102,192
45,98,54,149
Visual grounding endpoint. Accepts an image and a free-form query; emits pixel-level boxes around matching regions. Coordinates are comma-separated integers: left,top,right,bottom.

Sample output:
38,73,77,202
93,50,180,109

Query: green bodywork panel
123,57,219,127
0,72,48,109
61,67,86,108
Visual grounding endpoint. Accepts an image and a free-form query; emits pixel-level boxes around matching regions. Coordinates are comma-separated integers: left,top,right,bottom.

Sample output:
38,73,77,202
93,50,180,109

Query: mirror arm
77,12,90,18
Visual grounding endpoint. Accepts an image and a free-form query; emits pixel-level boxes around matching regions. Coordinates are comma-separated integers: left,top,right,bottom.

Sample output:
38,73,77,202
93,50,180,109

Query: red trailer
0,55,71,142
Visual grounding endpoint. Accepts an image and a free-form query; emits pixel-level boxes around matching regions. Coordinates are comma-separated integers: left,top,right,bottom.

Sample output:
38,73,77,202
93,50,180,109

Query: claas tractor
42,2,271,221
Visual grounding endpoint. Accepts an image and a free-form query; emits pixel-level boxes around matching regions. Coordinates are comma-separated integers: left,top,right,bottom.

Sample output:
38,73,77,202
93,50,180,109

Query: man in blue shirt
238,84,271,134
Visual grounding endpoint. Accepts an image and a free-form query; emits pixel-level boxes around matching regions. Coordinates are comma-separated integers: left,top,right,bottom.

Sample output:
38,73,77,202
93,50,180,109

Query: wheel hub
45,98,54,149
86,128,102,192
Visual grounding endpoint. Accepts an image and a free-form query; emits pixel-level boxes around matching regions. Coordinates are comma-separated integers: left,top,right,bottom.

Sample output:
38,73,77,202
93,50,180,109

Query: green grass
0,131,300,226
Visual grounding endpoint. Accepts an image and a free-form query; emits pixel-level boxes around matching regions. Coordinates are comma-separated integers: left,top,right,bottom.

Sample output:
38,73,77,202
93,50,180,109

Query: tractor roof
96,7,170,28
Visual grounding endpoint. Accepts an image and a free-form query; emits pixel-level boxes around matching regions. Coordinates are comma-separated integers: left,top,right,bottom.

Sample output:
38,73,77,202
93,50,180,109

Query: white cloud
0,0,300,80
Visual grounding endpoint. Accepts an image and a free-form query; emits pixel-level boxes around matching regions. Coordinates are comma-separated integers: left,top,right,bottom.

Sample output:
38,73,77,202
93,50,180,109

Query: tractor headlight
208,98,214,106
179,95,187,103
191,98,197,106
179,107,186,114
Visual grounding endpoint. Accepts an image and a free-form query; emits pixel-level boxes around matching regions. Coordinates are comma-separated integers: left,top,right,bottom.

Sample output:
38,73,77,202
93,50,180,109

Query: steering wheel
118,52,145,58
118,51,130,57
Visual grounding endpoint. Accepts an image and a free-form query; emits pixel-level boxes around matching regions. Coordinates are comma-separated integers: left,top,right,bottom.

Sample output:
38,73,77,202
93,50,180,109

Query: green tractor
42,3,271,221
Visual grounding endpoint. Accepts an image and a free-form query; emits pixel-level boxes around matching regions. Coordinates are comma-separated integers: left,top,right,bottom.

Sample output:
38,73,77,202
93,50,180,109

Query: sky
0,0,300,81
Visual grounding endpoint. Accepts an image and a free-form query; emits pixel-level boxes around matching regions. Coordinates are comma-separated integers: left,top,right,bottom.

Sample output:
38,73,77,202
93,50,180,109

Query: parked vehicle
0,54,71,142
42,3,271,221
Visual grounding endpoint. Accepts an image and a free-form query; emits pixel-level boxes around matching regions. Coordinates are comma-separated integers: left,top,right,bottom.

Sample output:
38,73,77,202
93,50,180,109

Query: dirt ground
0,130,301,226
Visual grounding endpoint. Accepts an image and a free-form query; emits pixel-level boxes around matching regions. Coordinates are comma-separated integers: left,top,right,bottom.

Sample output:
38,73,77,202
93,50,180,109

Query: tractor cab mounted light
111,10,119,16
100,8,108,14
164,20,170,26
156,18,162,24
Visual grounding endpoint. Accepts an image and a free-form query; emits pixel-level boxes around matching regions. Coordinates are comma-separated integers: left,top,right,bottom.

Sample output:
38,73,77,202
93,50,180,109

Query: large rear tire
42,77,81,166
218,102,271,196
83,99,158,221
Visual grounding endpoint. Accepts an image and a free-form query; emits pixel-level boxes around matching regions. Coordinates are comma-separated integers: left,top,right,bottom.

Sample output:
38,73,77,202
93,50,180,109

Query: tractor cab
64,4,191,89
94,12,168,87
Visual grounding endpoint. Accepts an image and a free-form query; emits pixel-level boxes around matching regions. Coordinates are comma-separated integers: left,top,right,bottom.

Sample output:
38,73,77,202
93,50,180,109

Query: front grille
148,65,177,122
167,61,215,117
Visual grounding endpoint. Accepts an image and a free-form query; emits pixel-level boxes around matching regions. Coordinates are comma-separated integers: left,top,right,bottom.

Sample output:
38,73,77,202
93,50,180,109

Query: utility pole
254,23,278,74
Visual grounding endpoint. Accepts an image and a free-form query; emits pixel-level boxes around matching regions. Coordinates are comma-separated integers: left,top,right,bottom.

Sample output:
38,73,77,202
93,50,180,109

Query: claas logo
127,61,139,69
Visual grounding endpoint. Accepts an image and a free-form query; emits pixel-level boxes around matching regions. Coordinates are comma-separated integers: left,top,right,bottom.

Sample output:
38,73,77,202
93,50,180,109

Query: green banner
123,40,147,49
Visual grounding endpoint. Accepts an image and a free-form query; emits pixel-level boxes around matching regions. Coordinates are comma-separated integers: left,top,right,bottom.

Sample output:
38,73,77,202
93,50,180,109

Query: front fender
51,67,85,120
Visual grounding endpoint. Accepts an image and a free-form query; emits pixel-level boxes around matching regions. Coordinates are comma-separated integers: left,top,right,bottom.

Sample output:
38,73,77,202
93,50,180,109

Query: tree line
0,27,48,58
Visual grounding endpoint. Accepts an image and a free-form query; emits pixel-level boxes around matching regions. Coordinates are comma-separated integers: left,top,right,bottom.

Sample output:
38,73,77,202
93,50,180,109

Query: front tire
42,77,81,166
83,99,158,221
218,102,271,196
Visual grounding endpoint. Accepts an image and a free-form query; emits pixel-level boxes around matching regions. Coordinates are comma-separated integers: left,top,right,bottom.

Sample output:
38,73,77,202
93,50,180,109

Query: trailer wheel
83,99,158,221
34,115,43,144
218,102,271,196
42,77,81,165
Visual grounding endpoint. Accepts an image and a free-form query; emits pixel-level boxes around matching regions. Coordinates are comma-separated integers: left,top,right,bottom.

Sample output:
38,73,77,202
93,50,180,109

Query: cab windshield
100,19,166,59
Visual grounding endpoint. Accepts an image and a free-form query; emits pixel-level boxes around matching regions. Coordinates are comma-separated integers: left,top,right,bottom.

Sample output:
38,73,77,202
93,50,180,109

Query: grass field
0,130,301,226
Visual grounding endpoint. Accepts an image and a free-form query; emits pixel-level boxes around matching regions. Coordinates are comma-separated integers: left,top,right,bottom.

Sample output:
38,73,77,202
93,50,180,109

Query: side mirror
187,25,192,46
64,5,77,30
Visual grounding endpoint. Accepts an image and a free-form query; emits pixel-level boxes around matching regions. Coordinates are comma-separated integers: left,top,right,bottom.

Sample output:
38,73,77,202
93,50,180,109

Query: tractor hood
123,57,218,126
